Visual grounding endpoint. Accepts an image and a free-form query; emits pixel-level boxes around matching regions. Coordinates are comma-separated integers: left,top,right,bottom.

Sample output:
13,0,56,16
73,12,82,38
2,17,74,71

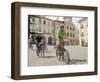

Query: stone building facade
29,15,55,45
79,18,88,47
28,15,79,45
64,17,79,45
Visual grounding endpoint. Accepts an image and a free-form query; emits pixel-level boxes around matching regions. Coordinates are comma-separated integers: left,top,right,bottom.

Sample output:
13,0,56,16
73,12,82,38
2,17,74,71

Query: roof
78,17,88,23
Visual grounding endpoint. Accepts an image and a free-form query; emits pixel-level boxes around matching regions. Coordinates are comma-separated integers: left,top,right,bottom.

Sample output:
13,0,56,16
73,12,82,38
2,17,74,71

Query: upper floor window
30,17,35,23
82,32,84,37
73,28,74,31
81,25,84,29
44,20,46,24
39,19,41,23
86,23,88,27
67,32,69,36
67,26,69,29
39,26,42,32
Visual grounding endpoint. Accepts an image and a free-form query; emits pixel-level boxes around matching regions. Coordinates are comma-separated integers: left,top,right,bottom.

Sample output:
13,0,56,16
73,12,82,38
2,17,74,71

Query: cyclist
56,25,67,60
35,34,44,56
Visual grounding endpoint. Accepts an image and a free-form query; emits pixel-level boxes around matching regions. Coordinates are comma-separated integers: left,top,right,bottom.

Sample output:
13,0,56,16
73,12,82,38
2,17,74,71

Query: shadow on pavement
69,59,87,64
43,56,56,59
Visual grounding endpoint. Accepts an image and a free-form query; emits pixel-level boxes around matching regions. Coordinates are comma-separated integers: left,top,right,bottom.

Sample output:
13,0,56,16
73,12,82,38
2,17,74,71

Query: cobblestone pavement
28,45,87,66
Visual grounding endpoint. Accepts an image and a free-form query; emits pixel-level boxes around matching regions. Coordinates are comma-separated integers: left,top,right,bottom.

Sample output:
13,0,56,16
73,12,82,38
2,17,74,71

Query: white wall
0,0,100,82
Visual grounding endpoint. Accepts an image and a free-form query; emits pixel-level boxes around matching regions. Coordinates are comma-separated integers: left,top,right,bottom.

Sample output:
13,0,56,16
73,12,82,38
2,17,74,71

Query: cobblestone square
28,45,87,66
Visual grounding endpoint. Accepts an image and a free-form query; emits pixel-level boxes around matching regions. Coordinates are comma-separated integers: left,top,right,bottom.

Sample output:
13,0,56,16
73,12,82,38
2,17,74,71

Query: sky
45,16,83,30
45,16,64,21
72,17,83,29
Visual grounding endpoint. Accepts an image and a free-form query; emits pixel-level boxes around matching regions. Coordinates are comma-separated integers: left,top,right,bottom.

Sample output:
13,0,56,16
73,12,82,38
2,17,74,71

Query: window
44,20,46,24
36,28,38,33
82,32,84,37
39,26,41,32
81,25,83,29
67,32,69,36
30,17,35,23
73,28,74,31
32,18,35,22
32,29,35,32
67,26,69,29
39,19,41,23
86,23,88,27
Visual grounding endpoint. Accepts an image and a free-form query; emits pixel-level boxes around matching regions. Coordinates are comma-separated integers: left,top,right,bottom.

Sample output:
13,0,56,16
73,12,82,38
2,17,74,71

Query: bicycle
36,42,45,58
56,42,70,64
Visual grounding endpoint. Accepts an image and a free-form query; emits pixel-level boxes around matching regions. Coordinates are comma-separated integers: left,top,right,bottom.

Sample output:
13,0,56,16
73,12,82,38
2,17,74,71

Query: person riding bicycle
56,25,67,48
56,25,67,61
35,34,44,56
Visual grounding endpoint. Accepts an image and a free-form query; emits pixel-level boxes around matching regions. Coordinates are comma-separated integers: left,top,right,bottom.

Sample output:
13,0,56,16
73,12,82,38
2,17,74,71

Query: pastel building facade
64,17,79,45
29,15,55,45
79,18,88,47
29,15,79,45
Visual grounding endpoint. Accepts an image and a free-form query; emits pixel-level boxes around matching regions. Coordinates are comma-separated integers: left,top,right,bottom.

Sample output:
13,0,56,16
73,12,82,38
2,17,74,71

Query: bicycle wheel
56,48,61,60
36,46,41,56
56,49,59,59
40,45,45,57
63,49,70,64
